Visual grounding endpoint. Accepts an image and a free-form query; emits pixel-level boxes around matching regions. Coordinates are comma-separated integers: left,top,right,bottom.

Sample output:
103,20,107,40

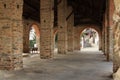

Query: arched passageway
80,28,99,51
0,0,120,79
29,24,40,54
23,23,40,55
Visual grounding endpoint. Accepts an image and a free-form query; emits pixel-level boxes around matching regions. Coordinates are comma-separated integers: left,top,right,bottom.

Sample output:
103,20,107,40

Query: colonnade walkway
0,48,113,80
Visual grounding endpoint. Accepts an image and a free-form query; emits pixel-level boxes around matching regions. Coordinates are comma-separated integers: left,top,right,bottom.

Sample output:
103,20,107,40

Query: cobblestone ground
0,47,113,80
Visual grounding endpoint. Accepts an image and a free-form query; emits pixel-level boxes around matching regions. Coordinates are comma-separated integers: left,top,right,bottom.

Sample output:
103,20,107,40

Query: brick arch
77,25,102,50
78,26,101,37
29,23,40,37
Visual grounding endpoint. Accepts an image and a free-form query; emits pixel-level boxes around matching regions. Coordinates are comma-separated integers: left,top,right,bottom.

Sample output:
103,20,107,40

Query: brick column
99,33,102,50
104,10,110,61
106,27,110,61
36,36,40,53
0,0,23,70
57,0,68,54
23,20,30,53
102,27,105,53
67,7,74,52
109,27,113,59
104,26,110,61
74,27,80,50
40,0,54,59
113,22,120,73
104,26,107,56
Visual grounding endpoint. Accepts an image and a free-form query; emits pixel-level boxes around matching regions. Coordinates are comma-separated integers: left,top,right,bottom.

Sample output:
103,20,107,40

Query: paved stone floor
0,48,113,80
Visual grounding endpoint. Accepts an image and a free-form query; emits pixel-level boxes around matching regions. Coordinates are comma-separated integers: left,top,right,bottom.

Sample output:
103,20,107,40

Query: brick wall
0,0,23,70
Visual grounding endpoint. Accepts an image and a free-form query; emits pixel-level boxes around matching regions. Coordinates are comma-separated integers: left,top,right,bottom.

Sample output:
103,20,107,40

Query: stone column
0,0,23,70
40,0,54,59
57,0,68,54
67,7,74,52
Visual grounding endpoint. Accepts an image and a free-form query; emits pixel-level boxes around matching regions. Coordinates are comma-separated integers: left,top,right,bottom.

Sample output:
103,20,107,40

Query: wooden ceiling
23,0,40,22
68,0,106,27
23,0,107,27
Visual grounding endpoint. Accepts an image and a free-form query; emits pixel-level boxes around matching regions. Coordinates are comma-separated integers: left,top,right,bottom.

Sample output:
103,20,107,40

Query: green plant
29,33,36,48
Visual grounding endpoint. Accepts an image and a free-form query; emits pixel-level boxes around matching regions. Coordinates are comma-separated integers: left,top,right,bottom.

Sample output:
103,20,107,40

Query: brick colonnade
23,19,30,53
0,0,23,70
112,3,120,73
101,22,105,54
67,7,74,52
104,7,110,61
113,0,120,79
40,0,54,58
74,27,81,50
57,0,68,54
102,0,115,62
104,13,109,61
108,0,114,60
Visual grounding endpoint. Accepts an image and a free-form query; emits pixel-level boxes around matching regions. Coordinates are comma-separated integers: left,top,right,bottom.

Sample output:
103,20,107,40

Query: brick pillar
67,7,74,52
104,11,110,61
102,27,105,53
99,33,102,50
0,0,23,70
40,0,54,59
113,22,120,73
36,36,40,53
74,27,80,50
23,20,30,53
109,27,113,60
104,27,107,56
106,27,110,61
58,0,68,54
105,27,110,61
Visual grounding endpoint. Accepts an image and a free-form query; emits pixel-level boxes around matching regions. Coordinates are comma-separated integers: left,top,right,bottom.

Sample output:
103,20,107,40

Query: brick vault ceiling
23,0,106,28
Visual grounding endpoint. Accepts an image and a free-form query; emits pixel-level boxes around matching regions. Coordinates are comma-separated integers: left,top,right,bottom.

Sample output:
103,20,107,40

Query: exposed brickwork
67,7,74,52
0,0,23,70
101,26,105,53
40,0,54,58
109,27,114,60
58,0,68,54
113,0,120,75
113,21,120,72
104,11,110,61
74,27,81,50
23,19,30,53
